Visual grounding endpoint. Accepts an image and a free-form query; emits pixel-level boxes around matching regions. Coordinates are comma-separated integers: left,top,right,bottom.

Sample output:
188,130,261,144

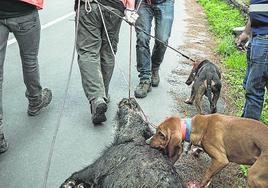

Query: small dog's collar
181,118,191,142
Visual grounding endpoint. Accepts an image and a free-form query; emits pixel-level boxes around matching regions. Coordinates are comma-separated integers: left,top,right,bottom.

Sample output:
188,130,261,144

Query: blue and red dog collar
181,118,191,142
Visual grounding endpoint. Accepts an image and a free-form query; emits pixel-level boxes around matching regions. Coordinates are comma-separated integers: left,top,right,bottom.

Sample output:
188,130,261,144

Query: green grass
217,35,237,57
240,165,248,176
199,0,245,37
198,0,268,123
224,51,246,69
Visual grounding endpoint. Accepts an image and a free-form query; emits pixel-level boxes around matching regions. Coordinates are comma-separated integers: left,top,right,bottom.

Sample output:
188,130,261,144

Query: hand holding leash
124,8,139,25
236,31,249,51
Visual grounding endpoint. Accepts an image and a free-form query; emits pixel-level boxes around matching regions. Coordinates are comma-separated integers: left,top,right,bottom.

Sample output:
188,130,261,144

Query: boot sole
92,103,108,124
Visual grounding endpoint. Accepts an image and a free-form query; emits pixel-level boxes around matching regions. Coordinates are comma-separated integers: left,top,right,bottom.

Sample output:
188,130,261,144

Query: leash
97,0,135,100
42,1,82,187
94,0,196,62
129,26,133,99
96,1,157,130
97,3,130,92
97,0,159,130
42,1,158,187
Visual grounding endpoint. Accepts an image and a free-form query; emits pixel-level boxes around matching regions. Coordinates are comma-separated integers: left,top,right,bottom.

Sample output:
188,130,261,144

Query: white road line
7,11,75,46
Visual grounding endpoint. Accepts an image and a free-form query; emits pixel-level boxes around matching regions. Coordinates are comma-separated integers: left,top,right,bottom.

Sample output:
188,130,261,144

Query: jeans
135,0,174,81
76,3,123,102
242,35,268,120
0,10,42,121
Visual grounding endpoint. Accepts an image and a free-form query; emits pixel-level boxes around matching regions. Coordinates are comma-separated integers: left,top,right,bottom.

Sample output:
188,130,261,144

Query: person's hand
124,9,139,25
236,31,249,51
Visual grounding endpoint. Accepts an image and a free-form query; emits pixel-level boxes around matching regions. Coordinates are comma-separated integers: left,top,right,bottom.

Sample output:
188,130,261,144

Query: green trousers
76,3,123,103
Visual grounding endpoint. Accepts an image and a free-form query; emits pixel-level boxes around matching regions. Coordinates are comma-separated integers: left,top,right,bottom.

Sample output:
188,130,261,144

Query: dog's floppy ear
150,126,171,149
156,127,171,149
158,129,170,147
166,118,183,163
167,132,180,159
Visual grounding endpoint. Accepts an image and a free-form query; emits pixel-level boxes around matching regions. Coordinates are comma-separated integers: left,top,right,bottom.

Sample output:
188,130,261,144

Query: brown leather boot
134,80,152,98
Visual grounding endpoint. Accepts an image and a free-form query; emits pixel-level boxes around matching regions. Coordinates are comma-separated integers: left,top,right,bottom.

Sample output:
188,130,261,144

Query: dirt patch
176,151,247,188
171,0,248,187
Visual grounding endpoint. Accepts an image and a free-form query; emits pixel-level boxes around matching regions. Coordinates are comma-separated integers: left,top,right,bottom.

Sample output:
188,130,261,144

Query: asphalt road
0,0,187,187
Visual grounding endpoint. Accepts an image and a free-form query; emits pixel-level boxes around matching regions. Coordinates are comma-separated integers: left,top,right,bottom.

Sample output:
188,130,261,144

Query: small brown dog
185,60,221,114
150,114,268,188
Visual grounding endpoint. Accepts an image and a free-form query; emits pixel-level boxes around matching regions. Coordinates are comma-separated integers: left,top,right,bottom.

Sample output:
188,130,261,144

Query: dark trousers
0,10,42,124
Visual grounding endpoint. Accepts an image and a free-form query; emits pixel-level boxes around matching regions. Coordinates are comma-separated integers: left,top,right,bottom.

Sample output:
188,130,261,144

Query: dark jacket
0,0,35,19
74,0,125,13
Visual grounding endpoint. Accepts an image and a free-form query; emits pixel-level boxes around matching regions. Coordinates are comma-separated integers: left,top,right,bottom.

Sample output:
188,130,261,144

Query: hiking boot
0,133,8,154
134,80,152,98
91,97,107,124
151,70,160,87
28,88,52,116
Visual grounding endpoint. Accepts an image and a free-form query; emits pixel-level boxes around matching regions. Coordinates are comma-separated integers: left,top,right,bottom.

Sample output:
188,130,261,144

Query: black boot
151,70,160,87
0,132,8,154
91,97,107,124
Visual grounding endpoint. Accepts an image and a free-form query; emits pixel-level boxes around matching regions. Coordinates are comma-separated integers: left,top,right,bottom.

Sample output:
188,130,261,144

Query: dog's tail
206,75,213,108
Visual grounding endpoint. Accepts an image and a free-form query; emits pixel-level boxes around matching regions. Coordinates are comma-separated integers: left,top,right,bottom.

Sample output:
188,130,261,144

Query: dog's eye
159,134,165,140
158,130,166,141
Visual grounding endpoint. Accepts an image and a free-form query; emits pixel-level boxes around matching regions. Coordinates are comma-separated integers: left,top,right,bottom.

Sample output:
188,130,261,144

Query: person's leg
0,20,9,154
151,0,174,87
76,4,107,124
77,4,105,102
100,6,123,102
242,36,268,120
135,2,154,81
11,10,52,116
135,2,154,98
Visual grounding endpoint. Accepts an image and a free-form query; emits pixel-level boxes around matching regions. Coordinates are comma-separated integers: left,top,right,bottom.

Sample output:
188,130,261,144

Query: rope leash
96,0,158,129
94,0,196,62
128,26,133,99
43,2,158,187
96,1,157,129
42,0,82,187
97,4,130,92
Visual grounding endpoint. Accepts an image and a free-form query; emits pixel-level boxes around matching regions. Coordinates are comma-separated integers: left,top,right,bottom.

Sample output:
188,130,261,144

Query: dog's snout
146,136,153,145
185,75,194,85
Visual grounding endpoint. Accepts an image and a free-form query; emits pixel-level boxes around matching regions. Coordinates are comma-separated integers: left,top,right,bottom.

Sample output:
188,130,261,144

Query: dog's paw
187,180,200,188
184,99,193,105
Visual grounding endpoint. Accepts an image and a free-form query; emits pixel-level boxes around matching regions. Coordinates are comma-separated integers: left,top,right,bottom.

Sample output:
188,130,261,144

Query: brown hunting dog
150,114,268,188
185,60,221,114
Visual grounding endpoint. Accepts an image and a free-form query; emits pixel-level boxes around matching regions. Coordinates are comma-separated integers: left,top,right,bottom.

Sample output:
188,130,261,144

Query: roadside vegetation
198,0,268,124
